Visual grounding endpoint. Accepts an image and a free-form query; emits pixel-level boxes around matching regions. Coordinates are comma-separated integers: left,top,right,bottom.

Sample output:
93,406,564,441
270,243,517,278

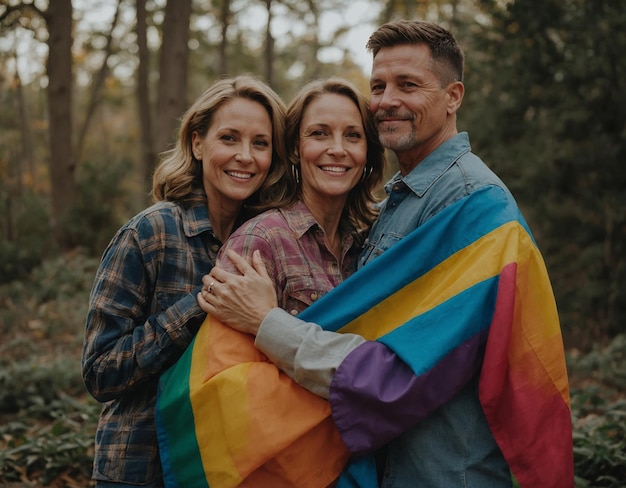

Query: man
200,20,573,487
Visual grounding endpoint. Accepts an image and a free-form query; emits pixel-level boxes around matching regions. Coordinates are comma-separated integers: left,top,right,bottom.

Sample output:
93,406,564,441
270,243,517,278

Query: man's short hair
366,20,464,86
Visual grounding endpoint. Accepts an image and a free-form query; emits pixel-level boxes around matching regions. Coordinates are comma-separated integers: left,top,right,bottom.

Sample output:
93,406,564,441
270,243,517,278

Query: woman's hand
198,250,277,336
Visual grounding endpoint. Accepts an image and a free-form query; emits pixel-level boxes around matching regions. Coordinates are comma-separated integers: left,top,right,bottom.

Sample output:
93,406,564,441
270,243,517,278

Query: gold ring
208,281,215,294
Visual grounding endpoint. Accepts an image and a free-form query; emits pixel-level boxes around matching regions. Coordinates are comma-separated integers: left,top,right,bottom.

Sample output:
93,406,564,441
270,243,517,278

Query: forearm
329,336,485,454
83,288,205,402
254,308,366,398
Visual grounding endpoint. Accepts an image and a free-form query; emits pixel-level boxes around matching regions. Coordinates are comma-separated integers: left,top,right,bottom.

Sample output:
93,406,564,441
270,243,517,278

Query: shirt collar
279,200,356,243
180,190,214,238
279,200,319,239
385,132,472,197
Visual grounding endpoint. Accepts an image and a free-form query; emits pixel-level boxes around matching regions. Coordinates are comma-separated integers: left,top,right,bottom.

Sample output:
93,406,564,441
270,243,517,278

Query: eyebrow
304,123,363,130
218,127,271,138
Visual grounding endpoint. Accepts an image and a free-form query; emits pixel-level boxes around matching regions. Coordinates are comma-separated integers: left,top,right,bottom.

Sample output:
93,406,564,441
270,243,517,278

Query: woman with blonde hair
82,75,287,488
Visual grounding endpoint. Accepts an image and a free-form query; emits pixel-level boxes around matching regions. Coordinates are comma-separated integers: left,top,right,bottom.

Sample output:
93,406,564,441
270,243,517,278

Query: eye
400,81,418,89
370,83,385,94
309,129,328,137
346,131,363,140
254,138,270,147
220,134,236,142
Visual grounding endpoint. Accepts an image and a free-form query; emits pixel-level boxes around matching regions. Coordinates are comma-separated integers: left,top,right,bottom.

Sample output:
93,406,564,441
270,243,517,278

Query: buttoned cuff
255,308,366,399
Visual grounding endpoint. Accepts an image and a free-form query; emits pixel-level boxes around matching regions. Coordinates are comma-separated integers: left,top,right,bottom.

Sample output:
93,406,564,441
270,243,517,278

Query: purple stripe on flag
330,329,488,453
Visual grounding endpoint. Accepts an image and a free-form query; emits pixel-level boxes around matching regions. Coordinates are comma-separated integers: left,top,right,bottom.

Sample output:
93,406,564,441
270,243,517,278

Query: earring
361,165,373,181
291,164,301,184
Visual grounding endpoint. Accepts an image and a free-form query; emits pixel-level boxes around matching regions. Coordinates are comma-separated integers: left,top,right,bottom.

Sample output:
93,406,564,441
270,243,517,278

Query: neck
302,192,345,255
207,201,241,243
396,127,458,176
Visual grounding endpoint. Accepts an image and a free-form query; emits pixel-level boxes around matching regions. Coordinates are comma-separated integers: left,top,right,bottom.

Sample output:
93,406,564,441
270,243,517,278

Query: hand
198,249,277,336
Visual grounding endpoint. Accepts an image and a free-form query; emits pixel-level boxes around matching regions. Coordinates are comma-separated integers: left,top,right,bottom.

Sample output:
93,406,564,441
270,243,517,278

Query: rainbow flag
156,185,573,487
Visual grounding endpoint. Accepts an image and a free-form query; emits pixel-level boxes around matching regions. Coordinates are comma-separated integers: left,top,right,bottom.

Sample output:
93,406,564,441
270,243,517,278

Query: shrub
570,335,626,487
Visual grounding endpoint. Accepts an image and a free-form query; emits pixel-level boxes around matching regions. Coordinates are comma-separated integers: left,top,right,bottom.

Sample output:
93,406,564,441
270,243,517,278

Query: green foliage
0,358,86,414
64,156,136,257
0,250,99,340
0,250,99,486
0,192,52,284
572,398,626,487
570,335,626,487
463,0,626,346
0,386,99,485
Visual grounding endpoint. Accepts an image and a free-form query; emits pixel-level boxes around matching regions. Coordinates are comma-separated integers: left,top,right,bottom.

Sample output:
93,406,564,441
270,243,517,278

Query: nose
376,86,399,110
327,135,347,156
236,144,253,164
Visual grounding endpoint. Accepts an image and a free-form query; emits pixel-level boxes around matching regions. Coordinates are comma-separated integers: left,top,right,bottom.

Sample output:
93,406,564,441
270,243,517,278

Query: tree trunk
75,0,122,162
304,0,321,79
264,0,274,85
155,0,192,156
219,0,232,75
13,50,30,197
43,0,74,250
136,0,156,198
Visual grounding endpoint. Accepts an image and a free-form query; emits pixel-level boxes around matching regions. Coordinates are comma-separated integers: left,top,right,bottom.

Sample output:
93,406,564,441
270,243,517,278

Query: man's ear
447,81,465,115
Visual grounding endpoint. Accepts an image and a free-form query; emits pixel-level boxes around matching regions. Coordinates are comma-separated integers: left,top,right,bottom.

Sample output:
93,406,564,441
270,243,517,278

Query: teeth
227,171,253,179
320,166,347,173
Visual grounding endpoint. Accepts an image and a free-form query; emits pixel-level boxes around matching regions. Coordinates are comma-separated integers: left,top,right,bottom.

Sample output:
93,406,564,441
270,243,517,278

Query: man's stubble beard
378,125,417,152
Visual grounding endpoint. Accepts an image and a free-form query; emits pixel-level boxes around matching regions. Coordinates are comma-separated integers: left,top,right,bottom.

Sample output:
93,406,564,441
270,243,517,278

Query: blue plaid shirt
82,196,220,485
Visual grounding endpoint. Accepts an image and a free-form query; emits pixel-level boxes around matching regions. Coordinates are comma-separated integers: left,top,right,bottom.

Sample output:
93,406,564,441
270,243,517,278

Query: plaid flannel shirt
82,196,219,484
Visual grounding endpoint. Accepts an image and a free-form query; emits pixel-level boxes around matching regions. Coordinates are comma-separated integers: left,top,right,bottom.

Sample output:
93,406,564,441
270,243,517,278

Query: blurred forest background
0,0,624,486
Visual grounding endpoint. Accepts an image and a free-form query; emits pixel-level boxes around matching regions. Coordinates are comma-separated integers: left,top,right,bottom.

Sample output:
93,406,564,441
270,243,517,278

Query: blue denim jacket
360,133,512,487
360,132,508,268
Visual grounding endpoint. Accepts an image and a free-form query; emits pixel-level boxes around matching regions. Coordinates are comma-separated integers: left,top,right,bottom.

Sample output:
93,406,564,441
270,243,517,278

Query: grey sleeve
254,308,366,399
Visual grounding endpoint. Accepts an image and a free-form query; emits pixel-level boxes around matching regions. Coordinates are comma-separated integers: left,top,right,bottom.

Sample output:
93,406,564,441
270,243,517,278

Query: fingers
209,266,233,284
225,249,254,275
202,274,217,287
197,288,213,313
251,250,271,280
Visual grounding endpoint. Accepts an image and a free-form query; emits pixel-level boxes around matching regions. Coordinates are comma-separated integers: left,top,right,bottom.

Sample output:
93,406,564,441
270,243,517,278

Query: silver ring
208,281,215,294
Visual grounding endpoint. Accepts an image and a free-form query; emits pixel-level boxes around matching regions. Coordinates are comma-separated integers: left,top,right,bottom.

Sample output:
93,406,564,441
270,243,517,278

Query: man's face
369,43,459,163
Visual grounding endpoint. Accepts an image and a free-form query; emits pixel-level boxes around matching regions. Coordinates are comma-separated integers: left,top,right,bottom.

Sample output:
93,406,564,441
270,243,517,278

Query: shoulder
232,208,287,238
126,201,180,227
110,201,190,249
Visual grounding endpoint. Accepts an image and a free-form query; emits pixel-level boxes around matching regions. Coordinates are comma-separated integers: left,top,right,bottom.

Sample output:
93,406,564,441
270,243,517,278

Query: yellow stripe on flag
341,222,531,339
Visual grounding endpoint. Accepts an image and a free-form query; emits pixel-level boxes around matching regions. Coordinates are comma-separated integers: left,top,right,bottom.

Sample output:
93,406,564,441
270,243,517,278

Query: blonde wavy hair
152,75,288,211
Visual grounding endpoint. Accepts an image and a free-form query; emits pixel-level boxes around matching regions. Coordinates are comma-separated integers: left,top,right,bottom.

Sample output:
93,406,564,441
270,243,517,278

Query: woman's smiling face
193,97,273,208
298,93,367,205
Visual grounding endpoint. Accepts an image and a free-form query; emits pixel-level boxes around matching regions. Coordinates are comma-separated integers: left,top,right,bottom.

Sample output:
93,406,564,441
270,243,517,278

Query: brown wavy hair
277,77,386,232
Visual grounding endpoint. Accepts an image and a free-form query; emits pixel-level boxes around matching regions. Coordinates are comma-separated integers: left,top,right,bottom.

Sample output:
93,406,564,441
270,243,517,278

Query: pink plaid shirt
217,200,361,315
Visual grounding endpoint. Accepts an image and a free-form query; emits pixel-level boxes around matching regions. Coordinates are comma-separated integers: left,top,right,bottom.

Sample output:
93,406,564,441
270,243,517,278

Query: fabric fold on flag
157,310,350,488
156,185,573,488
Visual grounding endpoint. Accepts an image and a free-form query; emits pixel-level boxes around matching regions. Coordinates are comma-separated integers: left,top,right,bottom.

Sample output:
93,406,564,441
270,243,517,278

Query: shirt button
210,244,220,252
290,309,299,316
310,292,318,301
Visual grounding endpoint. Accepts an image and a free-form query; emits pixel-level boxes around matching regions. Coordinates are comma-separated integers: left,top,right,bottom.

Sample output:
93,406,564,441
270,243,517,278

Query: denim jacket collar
385,132,472,198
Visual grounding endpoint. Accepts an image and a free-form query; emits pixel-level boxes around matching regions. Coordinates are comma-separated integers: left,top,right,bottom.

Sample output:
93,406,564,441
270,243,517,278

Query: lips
375,110,414,125
378,118,407,124
225,170,254,179
319,165,349,174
